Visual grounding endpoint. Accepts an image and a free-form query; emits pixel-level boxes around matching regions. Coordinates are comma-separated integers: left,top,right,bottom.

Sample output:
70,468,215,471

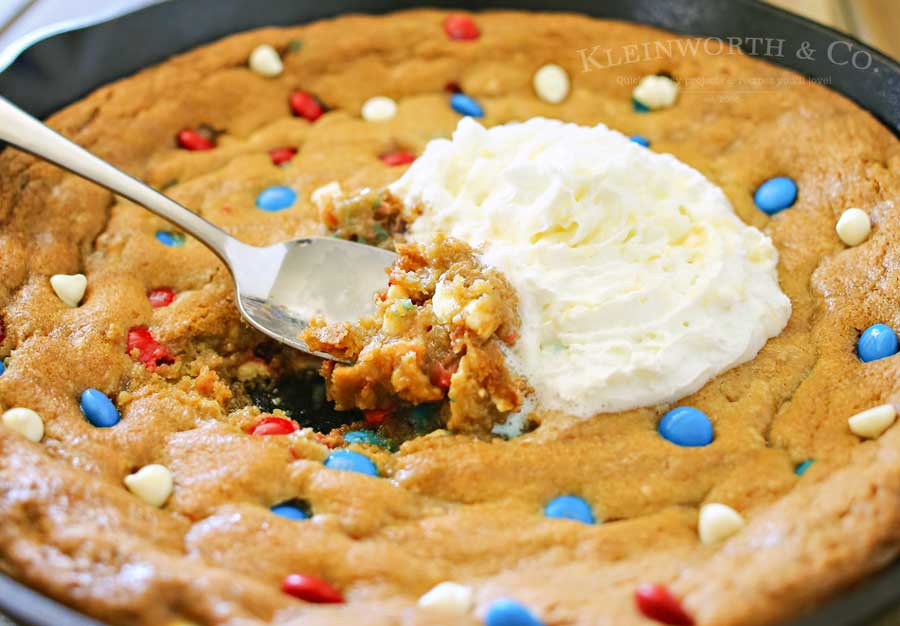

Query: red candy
0,317,5,344
635,584,694,626
126,327,173,369
147,288,176,309
443,15,480,41
269,147,298,165
430,361,456,390
380,151,416,166
177,129,214,151
290,91,324,121
281,574,344,603
251,416,299,436
364,408,391,426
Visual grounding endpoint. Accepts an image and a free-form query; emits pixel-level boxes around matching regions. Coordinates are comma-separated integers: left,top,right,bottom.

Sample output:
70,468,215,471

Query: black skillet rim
0,1,899,625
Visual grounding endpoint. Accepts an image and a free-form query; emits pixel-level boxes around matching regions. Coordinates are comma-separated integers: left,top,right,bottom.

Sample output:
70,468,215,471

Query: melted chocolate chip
247,370,360,432
251,341,281,362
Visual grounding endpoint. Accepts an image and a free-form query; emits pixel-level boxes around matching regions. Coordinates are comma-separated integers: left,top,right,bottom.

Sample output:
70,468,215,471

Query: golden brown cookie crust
0,9,899,626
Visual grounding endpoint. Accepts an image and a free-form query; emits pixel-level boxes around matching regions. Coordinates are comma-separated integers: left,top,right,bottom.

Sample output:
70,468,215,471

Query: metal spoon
0,96,395,361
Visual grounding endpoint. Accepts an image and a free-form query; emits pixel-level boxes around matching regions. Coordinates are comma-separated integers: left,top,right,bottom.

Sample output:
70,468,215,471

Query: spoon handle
0,96,236,260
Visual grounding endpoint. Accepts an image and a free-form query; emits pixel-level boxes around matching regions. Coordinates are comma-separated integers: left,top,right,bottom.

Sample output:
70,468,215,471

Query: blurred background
0,0,898,60
770,0,899,58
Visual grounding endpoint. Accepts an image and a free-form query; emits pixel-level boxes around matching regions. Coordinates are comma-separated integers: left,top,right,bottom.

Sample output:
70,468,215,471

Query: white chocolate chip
533,64,570,104
386,284,409,301
463,294,498,339
248,44,283,78
431,278,463,323
2,407,44,442
311,181,343,209
698,503,745,545
836,208,871,247
50,273,87,307
361,96,398,122
236,360,272,382
417,581,473,615
848,404,897,439
633,75,680,110
124,464,173,507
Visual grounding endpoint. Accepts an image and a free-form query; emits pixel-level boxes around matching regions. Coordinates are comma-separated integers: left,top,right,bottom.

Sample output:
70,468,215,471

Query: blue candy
754,176,797,215
450,93,484,118
544,495,595,524
410,403,440,434
324,450,379,476
80,388,120,428
344,430,391,449
795,459,814,476
857,323,899,363
632,98,650,113
271,501,310,520
658,406,714,447
155,230,185,247
256,186,297,212
0,361,5,376
629,134,650,147
485,598,545,626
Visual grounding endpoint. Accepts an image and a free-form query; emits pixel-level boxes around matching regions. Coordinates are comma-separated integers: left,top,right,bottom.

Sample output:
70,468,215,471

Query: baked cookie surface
1,9,900,626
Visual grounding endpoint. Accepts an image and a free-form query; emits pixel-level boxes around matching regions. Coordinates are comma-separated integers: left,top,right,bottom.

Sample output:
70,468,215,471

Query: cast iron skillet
0,1,899,626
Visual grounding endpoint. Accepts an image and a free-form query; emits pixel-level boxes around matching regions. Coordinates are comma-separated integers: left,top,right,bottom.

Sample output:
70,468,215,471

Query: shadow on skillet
0,1,899,625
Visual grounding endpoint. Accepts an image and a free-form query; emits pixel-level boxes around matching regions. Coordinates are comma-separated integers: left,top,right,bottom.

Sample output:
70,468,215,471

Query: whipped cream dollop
389,118,791,417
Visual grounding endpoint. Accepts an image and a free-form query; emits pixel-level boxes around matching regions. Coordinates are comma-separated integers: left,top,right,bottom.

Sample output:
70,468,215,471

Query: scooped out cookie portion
303,234,523,434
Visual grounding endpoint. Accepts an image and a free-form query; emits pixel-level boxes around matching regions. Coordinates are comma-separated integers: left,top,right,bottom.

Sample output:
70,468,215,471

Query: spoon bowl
229,237,395,360
0,96,396,360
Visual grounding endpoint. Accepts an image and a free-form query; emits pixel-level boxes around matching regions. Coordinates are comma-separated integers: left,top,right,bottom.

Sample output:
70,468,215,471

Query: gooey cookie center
390,117,792,416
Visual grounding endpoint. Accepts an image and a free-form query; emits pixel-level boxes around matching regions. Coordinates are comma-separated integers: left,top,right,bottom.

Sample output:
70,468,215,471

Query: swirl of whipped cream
390,118,791,417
